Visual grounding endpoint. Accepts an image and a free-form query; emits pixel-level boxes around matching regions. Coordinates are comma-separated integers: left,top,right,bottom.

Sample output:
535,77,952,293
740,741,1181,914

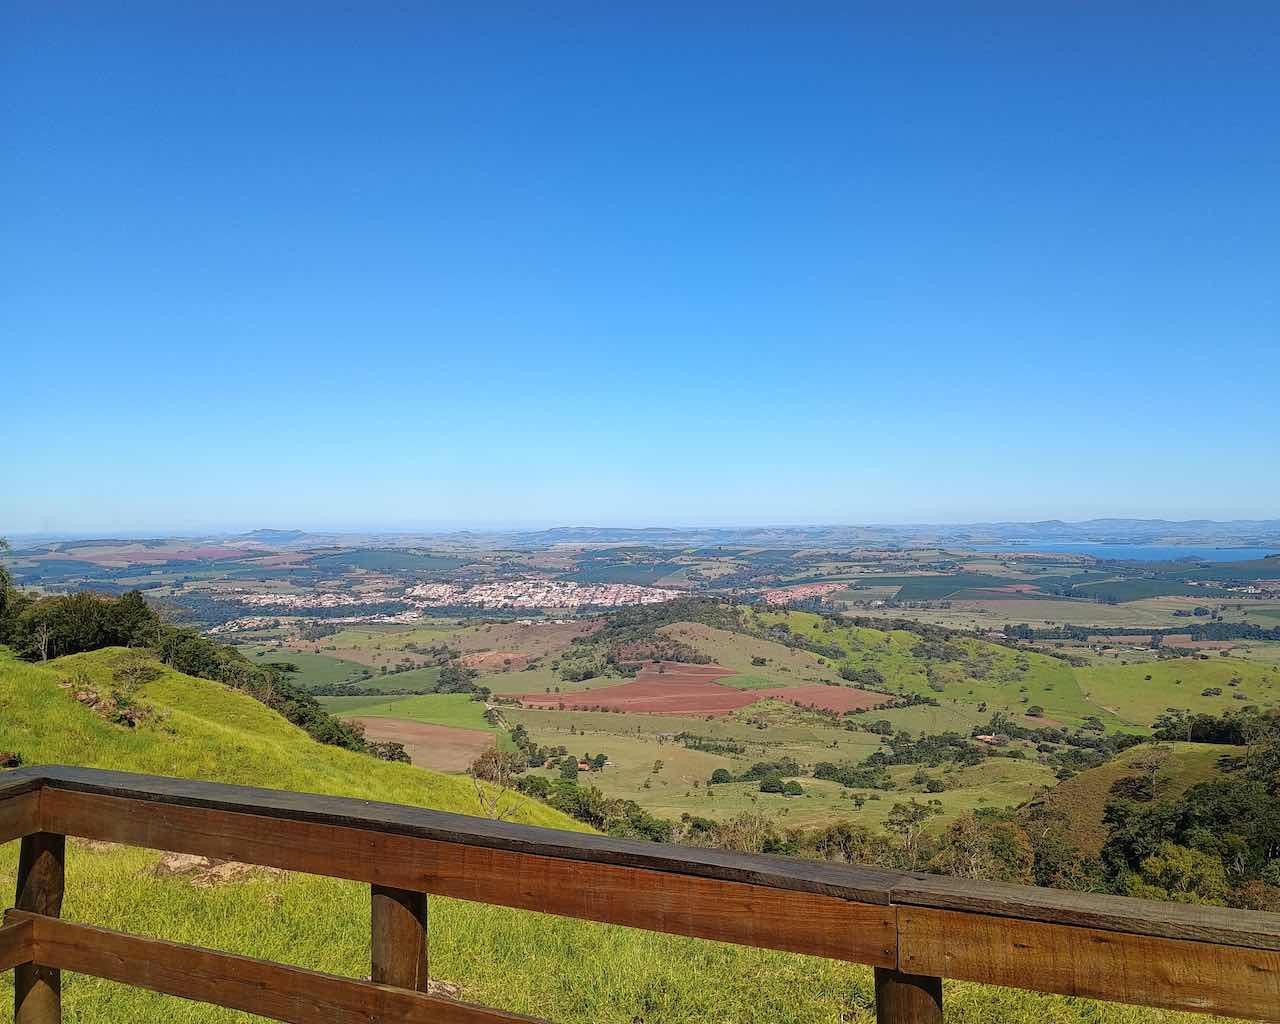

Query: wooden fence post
15,832,65,1024
875,966,943,1023
371,884,428,991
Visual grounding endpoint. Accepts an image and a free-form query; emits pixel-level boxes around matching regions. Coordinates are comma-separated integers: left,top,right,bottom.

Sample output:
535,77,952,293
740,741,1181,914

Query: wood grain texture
894,871,1280,951
40,787,896,964
15,833,63,918
873,967,942,1024
14,833,64,1024
32,765,902,903
0,790,39,846
0,769,46,800
898,905,1280,1022
9,911,545,1024
0,918,34,972
371,885,428,990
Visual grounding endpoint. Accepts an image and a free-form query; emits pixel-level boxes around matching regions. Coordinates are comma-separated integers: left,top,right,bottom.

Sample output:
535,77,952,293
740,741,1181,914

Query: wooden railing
2,766,1279,1023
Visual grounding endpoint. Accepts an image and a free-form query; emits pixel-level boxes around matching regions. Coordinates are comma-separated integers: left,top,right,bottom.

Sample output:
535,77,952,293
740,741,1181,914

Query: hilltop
0,646,578,826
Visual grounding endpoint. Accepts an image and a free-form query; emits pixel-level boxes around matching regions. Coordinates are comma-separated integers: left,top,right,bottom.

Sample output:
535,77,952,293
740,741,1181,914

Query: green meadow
320,691,498,732
240,646,365,687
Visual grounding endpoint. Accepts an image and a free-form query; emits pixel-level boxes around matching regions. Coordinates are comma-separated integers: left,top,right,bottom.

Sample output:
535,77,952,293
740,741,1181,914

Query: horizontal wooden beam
897,905,1280,1023
8,910,543,1024
32,766,901,903
0,790,40,847
894,871,1280,951
0,918,34,972
40,787,896,965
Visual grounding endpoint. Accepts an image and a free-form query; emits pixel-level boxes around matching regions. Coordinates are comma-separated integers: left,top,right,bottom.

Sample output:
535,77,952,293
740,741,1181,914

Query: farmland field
239,646,364,687
324,691,498,731
349,716,498,771
507,662,759,714
1076,657,1280,725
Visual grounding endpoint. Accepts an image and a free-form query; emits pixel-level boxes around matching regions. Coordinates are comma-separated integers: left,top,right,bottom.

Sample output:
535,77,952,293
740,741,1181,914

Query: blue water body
957,543,1279,562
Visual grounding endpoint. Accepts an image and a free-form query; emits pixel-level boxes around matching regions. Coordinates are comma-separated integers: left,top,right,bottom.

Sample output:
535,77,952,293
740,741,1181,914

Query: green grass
0,647,566,825
1074,657,1280,727
239,646,365,687
749,610,1119,731
363,664,445,690
0,646,1259,1024
320,691,518,754
324,692,495,731
476,666,600,694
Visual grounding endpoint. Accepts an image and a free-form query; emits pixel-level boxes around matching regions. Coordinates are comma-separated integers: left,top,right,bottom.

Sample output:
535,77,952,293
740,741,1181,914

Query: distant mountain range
496,519,1280,551
232,518,1280,551
7,519,1278,554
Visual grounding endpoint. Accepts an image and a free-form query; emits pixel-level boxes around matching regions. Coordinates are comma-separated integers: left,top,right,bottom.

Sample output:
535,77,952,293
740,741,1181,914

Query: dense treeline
1005,621,1280,643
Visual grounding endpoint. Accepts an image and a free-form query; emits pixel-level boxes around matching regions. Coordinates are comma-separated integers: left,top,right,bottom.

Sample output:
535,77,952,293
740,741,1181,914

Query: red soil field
770,685,889,713
505,661,750,714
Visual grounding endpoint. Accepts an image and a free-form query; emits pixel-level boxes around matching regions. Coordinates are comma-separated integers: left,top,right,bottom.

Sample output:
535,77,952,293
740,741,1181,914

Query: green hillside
0,647,566,823
1033,742,1236,856
0,646,1249,1024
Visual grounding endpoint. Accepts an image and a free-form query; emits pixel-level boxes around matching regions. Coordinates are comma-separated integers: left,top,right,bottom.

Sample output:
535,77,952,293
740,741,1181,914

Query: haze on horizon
4,8,1277,535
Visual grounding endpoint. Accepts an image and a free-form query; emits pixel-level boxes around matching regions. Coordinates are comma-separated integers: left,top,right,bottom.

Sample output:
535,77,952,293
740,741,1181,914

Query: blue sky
4,5,1278,533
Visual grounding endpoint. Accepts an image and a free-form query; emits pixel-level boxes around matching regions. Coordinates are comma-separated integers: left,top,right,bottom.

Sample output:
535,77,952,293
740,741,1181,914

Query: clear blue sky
4,5,1278,534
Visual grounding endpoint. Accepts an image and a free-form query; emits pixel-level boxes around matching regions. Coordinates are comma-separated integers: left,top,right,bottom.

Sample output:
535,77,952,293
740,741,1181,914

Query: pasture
1076,657,1280,726
239,646,365,688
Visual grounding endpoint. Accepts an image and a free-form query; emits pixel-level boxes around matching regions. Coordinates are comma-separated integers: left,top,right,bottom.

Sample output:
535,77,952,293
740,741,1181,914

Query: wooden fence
2,766,1278,1022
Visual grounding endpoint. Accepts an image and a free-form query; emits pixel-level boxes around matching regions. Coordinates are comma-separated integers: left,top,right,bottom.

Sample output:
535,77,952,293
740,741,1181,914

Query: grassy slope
658,622,843,689
1036,742,1236,855
745,608,1280,732
0,647,1248,1024
1077,658,1280,726
748,609,1121,730
0,647,567,823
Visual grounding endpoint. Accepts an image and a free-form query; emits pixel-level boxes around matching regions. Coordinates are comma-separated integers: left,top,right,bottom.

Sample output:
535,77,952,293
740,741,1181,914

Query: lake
958,543,1279,563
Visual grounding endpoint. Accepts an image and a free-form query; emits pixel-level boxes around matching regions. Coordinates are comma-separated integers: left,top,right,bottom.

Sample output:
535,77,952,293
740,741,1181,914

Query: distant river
956,543,1278,562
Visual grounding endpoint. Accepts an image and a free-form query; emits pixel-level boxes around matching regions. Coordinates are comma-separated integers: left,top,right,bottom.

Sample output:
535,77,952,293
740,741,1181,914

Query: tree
0,538,11,617
783,780,804,797
1127,842,1229,905
33,622,53,662
560,757,579,780
709,768,732,785
884,799,944,868
469,748,524,821
930,812,1033,883
759,774,784,794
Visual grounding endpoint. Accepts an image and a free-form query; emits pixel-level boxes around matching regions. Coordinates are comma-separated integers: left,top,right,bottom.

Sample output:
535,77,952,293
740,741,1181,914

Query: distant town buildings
404,579,681,609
